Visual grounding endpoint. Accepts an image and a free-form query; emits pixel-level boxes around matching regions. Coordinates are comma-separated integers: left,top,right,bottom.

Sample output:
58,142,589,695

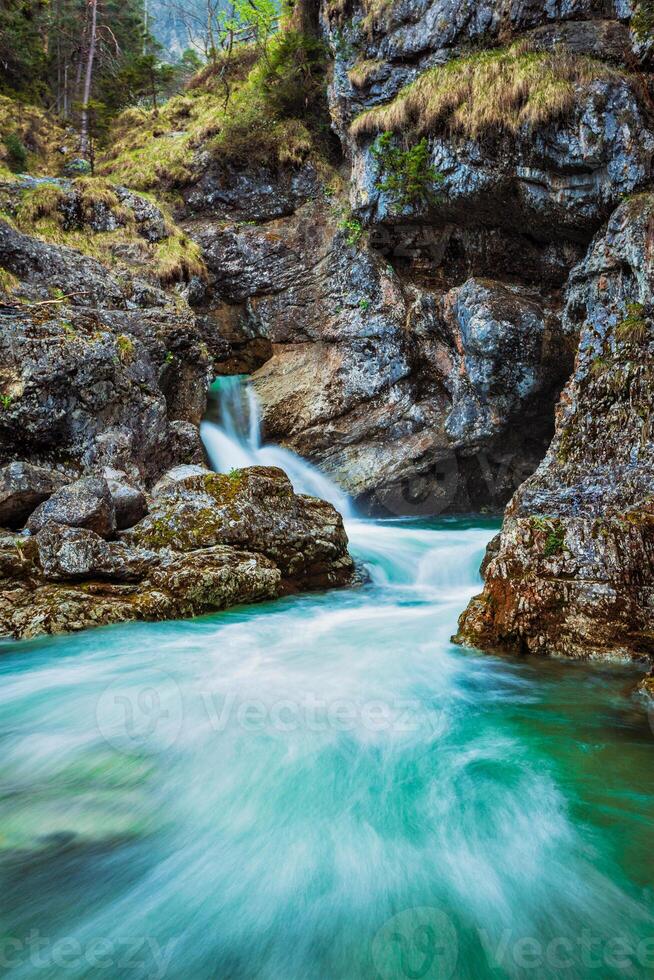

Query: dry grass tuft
347,59,385,89
154,232,206,284
351,42,626,140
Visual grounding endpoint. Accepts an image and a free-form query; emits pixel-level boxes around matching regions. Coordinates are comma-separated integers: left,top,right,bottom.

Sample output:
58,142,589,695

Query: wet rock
28,477,117,538
183,163,318,222
0,466,355,639
0,462,65,529
456,194,654,662
35,525,156,581
127,466,355,589
151,464,212,497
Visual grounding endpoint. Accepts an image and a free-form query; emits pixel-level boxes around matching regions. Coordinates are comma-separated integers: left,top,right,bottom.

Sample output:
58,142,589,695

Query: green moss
556,427,572,464
0,266,19,297
202,470,246,506
137,506,227,551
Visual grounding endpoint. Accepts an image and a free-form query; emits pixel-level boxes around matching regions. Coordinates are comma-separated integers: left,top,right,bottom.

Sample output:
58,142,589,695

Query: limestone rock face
347,74,653,241
456,195,654,661
187,190,572,513
0,226,217,488
176,1,653,519
1,466,355,639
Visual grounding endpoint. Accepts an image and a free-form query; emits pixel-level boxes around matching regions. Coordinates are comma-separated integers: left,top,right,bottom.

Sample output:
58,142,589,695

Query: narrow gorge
1,0,654,976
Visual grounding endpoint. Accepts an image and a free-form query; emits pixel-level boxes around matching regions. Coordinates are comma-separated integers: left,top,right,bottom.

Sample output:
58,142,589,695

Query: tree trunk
79,0,98,159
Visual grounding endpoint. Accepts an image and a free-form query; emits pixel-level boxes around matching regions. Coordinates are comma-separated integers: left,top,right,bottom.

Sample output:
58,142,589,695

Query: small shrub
530,516,566,557
116,334,135,363
0,394,13,409
339,216,363,246
371,131,443,209
3,133,27,173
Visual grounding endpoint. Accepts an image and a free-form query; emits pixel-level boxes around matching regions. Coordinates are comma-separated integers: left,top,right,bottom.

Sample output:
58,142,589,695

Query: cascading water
0,378,653,978
201,376,352,518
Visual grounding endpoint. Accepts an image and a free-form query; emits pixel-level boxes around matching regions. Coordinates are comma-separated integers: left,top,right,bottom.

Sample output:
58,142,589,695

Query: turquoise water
1,516,653,979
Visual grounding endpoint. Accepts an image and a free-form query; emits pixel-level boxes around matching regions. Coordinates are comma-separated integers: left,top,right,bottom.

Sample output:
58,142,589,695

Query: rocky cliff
153,0,653,523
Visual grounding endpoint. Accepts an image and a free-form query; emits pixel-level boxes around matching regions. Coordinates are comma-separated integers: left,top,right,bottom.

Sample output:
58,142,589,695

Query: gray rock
0,297,214,487
151,464,212,498
0,462,66,528
36,524,156,581
107,480,148,530
63,158,92,177
28,477,117,538
0,466,355,639
350,73,654,240
0,219,125,307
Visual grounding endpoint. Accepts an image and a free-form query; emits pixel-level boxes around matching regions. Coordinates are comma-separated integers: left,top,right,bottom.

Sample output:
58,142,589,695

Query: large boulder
0,461,65,528
106,479,148,530
27,477,117,538
126,466,354,588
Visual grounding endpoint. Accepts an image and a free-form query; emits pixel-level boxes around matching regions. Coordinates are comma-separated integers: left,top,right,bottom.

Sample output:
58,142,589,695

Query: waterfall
200,375,353,518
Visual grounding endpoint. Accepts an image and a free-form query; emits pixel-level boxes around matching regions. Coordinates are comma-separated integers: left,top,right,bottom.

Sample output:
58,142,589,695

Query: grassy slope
98,33,331,193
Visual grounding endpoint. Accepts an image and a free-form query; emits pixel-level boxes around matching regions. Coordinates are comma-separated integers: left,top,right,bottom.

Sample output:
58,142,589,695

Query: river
0,379,652,979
